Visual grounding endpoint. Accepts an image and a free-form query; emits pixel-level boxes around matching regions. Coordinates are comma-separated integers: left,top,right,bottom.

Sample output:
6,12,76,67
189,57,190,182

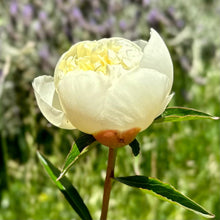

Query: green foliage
40,108,217,218
154,107,219,123
37,152,92,220
115,176,214,218
58,132,95,180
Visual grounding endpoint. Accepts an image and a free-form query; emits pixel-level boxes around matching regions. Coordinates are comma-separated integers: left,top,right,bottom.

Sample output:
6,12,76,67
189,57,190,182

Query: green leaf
154,107,219,123
58,132,96,180
37,151,92,220
115,175,214,218
129,139,140,156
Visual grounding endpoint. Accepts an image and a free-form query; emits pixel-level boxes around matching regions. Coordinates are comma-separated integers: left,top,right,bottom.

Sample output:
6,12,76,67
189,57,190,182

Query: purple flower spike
39,11,47,22
167,6,175,16
176,19,185,28
39,46,49,59
147,9,159,22
147,9,161,26
119,20,127,30
23,4,33,18
94,8,101,17
10,1,18,16
142,0,150,7
72,7,82,19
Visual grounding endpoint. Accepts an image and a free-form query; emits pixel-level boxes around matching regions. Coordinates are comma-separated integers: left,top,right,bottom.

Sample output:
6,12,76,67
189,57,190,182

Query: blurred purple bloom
94,8,101,17
89,18,97,25
39,11,47,22
142,0,150,7
108,16,115,26
10,1,18,16
147,9,160,24
33,21,45,39
72,7,82,19
167,6,175,16
176,19,185,28
39,46,49,59
22,4,33,18
119,20,126,30
97,25,106,33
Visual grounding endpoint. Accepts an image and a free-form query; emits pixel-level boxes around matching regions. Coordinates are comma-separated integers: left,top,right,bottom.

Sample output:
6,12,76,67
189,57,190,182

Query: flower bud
33,29,173,148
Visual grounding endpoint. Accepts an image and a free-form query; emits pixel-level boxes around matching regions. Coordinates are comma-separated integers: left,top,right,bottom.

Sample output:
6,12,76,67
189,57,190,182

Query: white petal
134,40,147,50
57,68,171,133
140,28,173,90
32,75,75,129
102,68,171,131
57,70,109,133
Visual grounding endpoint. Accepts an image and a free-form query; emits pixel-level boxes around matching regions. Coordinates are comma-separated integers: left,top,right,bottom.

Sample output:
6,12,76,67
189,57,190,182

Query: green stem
100,148,116,220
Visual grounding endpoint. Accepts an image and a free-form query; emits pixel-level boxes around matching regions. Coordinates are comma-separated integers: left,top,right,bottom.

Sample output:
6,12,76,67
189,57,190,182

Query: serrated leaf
154,107,219,123
115,175,214,218
129,139,140,156
58,132,96,180
37,151,92,220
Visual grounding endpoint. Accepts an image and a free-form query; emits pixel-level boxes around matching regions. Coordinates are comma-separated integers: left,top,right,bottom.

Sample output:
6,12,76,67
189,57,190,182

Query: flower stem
100,147,117,220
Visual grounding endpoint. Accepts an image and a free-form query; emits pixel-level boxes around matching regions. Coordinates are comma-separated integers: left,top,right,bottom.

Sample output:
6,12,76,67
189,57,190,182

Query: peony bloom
33,29,173,148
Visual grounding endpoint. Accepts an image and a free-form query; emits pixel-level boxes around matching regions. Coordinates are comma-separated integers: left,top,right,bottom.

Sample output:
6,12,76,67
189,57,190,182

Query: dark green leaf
37,151,92,220
115,175,214,218
74,132,96,152
58,132,96,180
129,139,140,156
154,107,219,123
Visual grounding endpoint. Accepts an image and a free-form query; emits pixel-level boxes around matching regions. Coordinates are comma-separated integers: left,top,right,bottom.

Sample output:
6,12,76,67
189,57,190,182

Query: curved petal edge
32,75,75,130
140,28,173,90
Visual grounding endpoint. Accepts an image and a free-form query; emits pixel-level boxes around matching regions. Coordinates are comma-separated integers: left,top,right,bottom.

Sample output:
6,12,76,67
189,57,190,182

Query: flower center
56,38,143,77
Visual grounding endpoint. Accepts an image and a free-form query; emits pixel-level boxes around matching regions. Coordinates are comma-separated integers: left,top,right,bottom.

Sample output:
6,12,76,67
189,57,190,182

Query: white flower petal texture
33,29,174,147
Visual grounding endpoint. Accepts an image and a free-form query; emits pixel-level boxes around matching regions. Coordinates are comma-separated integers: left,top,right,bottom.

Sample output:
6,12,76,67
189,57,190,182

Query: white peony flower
33,28,173,148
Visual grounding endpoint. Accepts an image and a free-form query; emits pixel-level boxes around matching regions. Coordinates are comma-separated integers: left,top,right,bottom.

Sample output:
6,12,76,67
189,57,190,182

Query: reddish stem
100,148,116,220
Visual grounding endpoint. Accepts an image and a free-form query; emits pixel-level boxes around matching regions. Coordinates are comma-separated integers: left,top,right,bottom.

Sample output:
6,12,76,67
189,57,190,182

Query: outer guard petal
57,68,171,134
140,28,173,90
57,71,109,133
102,68,171,131
32,75,75,129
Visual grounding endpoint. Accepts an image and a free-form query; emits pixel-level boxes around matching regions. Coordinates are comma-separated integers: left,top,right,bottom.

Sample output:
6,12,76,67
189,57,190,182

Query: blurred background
0,0,220,219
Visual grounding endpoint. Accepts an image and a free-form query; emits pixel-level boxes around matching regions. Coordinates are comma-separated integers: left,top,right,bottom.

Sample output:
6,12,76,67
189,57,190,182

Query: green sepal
129,139,140,156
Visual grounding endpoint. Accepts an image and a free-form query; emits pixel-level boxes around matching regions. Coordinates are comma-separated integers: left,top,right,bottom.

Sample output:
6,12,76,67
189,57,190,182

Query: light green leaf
58,132,96,180
115,175,214,218
154,107,219,123
37,151,92,220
